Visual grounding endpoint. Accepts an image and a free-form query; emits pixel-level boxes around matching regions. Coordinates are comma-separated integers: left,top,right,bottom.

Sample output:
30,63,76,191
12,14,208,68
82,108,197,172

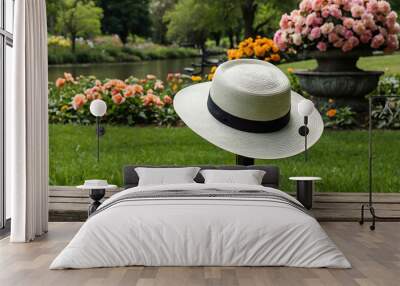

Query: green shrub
48,42,199,64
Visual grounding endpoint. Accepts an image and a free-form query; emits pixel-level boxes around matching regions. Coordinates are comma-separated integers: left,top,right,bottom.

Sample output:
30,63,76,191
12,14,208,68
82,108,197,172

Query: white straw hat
174,59,324,159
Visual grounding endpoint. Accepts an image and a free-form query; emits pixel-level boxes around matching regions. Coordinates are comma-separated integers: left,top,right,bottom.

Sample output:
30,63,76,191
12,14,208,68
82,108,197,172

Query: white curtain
8,0,49,242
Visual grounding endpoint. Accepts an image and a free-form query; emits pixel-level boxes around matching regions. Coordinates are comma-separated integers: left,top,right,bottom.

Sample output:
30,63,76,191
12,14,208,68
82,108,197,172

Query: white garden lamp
298,99,314,162
90,99,107,162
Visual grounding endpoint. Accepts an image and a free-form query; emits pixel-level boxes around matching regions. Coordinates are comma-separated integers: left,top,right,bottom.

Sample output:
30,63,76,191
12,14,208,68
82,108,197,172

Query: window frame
0,0,13,230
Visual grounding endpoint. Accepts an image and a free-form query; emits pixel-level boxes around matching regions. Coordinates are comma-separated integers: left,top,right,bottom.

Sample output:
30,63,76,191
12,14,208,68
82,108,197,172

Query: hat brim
174,82,324,159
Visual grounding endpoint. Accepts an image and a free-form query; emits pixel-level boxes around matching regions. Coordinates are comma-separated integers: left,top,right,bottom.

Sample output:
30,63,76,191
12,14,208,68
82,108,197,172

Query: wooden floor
1,222,399,286
49,186,400,222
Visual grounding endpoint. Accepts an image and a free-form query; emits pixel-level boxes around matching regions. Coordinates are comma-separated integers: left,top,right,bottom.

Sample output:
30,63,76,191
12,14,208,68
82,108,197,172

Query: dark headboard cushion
123,165,280,189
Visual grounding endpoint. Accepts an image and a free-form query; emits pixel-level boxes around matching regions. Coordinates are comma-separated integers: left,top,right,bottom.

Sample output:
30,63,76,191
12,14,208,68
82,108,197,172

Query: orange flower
72,94,87,110
270,54,281,62
143,94,156,106
155,96,164,107
154,80,164,91
163,95,173,105
326,109,337,118
64,72,75,83
123,89,134,98
254,45,266,58
112,93,125,105
85,89,95,101
191,76,202,82
111,89,120,95
227,49,243,60
287,67,294,73
85,86,102,101
243,46,254,57
55,78,66,88
272,44,280,53
167,73,174,81
103,79,126,90
123,84,143,97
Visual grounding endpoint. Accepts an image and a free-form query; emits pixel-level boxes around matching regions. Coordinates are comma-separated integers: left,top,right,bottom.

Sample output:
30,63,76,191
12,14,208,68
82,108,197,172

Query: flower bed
227,36,283,63
49,68,400,129
49,73,196,126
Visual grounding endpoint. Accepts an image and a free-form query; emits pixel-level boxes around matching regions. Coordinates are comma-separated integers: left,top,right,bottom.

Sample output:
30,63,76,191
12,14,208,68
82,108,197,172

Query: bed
50,165,350,269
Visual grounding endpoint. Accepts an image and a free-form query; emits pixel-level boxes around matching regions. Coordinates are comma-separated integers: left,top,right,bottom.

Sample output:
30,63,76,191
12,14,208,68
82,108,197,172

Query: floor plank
0,222,399,286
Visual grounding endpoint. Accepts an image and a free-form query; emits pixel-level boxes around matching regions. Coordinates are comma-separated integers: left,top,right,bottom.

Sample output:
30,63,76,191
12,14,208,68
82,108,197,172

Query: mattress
50,183,350,269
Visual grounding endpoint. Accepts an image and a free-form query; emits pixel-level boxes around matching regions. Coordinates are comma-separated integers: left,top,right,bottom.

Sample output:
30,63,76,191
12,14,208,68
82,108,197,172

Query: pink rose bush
49,72,194,126
274,0,399,53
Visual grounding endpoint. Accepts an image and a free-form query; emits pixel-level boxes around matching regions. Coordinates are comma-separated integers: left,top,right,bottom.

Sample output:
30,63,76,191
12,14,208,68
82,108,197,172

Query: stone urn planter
294,50,383,112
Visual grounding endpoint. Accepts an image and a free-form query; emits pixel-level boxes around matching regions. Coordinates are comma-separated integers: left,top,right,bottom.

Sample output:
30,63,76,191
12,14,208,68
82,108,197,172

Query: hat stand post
236,155,255,166
298,116,310,162
95,116,106,163
359,95,400,230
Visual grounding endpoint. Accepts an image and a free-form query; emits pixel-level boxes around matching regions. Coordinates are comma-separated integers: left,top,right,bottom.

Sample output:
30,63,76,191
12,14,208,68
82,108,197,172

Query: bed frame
123,165,280,189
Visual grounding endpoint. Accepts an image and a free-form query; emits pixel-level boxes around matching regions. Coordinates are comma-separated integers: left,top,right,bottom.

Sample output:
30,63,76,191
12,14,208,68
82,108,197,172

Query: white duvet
50,183,351,269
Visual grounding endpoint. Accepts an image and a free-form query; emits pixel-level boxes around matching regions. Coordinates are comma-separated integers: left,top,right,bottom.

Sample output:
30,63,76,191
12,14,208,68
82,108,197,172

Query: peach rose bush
49,72,192,126
274,0,399,54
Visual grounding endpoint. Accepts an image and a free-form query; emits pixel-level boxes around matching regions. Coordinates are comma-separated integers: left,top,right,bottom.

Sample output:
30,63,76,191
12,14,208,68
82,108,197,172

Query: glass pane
5,0,14,33
5,44,12,220
0,1,2,30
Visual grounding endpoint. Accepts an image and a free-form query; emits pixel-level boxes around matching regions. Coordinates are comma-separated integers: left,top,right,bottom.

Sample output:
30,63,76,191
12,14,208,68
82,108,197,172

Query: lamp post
297,99,314,162
90,99,107,162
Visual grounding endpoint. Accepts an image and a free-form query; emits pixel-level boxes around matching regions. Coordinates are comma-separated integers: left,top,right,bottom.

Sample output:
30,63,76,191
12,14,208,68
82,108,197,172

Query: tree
238,0,297,38
254,2,285,37
46,0,63,34
164,0,213,49
150,0,177,45
206,0,242,48
98,0,152,44
391,0,400,14
56,0,103,53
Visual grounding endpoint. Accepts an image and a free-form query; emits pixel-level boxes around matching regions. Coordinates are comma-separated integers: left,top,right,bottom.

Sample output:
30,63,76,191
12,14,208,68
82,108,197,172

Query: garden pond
48,58,200,82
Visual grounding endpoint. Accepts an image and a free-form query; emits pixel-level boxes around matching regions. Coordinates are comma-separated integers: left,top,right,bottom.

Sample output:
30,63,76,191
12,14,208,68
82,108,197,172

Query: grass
278,53,400,74
50,124,400,193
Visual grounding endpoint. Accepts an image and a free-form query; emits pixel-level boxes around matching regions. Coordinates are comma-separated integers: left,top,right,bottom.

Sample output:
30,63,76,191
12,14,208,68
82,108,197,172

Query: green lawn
278,53,400,74
50,124,400,193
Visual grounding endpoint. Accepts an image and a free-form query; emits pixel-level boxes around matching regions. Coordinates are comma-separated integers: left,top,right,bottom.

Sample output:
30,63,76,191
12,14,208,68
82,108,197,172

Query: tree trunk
241,0,257,38
214,34,221,47
235,30,241,45
227,29,234,48
71,34,76,53
119,33,128,45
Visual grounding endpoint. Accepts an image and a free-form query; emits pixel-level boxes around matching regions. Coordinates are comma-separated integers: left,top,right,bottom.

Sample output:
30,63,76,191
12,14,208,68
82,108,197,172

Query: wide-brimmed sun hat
174,59,324,159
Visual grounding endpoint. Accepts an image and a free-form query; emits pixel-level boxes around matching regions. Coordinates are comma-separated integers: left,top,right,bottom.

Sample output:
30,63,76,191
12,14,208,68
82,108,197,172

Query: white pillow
200,169,266,185
135,167,200,186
